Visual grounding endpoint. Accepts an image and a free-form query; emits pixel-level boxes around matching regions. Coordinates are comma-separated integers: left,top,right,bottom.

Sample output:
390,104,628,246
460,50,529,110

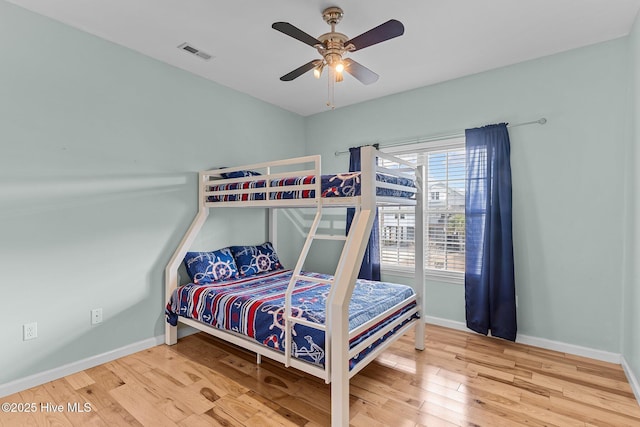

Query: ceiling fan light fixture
335,61,344,73
313,63,324,79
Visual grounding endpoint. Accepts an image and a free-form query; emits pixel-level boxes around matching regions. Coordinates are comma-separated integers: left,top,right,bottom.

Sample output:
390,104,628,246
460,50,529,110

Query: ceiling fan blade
344,19,404,51
343,58,379,85
280,60,320,81
272,22,322,47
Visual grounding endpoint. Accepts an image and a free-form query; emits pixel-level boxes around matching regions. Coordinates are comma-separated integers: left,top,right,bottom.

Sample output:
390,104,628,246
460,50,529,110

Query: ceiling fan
272,6,404,86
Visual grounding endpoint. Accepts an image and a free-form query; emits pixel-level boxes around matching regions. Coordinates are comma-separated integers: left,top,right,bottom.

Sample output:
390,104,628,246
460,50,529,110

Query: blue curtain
345,146,381,281
465,123,517,341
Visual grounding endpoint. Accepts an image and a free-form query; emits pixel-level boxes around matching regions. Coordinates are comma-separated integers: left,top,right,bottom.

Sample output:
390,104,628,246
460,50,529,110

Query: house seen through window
379,137,465,282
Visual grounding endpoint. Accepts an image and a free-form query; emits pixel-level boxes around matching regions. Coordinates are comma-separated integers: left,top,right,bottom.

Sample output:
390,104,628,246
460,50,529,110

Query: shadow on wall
281,208,347,275
0,172,199,387
0,173,189,220
281,208,346,237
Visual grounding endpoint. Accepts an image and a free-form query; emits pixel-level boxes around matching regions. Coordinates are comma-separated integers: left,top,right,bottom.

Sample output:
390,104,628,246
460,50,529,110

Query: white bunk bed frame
165,145,425,426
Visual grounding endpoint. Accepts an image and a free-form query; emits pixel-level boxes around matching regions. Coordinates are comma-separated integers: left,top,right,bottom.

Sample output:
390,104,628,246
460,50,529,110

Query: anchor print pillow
183,248,240,284
230,242,283,277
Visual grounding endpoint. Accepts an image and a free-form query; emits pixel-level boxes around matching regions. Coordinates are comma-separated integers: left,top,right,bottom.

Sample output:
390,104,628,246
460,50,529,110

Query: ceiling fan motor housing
317,32,350,66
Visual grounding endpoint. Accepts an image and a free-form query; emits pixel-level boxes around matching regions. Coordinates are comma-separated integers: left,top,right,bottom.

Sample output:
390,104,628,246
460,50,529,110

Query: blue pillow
230,242,283,277
221,170,261,179
183,247,240,284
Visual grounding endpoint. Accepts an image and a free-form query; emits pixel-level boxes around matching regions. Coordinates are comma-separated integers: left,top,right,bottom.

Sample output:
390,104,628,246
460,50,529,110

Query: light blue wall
305,38,630,354
0,2,305,384
623,11,640,387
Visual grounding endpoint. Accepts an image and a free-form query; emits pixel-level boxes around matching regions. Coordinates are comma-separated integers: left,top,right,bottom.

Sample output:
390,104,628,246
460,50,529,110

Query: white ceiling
7,0,640,116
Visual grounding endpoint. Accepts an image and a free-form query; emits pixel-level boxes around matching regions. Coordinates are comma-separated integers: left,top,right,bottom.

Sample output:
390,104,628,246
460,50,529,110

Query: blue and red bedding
165,269,418,369
207,172,415,202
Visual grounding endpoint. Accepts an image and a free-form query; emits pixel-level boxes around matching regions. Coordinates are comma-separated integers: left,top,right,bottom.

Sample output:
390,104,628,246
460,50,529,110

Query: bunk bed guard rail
203,155,322,208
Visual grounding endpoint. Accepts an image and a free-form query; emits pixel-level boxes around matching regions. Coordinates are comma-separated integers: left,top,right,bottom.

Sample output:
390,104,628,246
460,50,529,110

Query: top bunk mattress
207,172,415,202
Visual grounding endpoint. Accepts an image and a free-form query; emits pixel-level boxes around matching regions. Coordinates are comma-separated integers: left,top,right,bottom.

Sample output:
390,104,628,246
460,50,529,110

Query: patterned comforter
165,269,418,369
207,172,415,202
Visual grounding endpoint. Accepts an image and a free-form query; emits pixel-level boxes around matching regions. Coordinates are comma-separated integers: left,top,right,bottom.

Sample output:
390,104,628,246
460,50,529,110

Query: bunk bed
164,145,425,426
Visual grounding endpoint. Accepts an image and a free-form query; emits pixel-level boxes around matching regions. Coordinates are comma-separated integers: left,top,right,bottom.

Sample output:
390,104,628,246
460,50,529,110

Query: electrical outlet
23,322,37,340
91,308,103,325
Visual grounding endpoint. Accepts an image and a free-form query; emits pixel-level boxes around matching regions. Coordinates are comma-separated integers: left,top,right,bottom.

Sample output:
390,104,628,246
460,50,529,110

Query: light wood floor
2,324,639,426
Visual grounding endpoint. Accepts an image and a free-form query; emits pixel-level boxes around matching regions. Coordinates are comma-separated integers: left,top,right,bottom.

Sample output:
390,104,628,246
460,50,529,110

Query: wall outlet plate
23,322,37,340
91,308,103,325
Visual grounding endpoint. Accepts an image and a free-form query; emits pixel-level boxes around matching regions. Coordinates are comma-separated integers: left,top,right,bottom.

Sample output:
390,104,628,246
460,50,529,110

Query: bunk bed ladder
283,204,356,369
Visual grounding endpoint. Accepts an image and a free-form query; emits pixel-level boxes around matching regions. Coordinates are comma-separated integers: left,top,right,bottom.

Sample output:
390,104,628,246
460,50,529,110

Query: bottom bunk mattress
165,269,418,370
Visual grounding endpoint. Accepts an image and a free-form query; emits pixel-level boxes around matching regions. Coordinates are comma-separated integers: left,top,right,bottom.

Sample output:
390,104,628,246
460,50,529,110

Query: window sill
425,270,464,285
381,265,465,285
380,266,415,278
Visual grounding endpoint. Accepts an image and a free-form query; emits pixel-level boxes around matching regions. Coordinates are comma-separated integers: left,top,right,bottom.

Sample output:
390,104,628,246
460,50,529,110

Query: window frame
379,137,465,285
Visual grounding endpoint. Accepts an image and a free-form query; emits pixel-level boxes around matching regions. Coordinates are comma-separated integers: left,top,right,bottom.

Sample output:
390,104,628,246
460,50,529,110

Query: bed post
268,207,277,365
164,171,210,345
269,208,277,250
330,145,377,426
330,209,374,426
415,164,426,350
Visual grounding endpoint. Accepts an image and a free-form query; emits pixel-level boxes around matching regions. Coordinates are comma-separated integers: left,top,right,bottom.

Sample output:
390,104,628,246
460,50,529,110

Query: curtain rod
334,117,547,156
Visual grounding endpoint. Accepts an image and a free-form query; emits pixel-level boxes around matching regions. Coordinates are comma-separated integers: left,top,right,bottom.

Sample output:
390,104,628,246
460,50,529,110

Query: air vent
177,42,213,60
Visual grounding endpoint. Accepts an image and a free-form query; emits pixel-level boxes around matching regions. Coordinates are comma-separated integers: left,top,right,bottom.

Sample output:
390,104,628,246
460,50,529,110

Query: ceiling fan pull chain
327,66,336,109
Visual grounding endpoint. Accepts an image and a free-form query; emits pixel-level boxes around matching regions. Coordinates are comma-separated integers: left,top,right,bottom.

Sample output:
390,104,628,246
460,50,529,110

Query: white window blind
379,152,418,269
424,147,465,273
379,138,466,279
380,205,415,267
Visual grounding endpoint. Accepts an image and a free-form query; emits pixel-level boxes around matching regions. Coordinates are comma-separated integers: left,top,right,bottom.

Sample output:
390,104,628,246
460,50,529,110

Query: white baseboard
622,356,640,405
0,327,198,399
516,333,621,364
424,315,621,364
424,315,469,332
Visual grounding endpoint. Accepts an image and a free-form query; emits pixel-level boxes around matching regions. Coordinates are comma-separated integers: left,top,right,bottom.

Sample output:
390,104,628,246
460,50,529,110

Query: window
379,138,465,282
380,205,415,267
